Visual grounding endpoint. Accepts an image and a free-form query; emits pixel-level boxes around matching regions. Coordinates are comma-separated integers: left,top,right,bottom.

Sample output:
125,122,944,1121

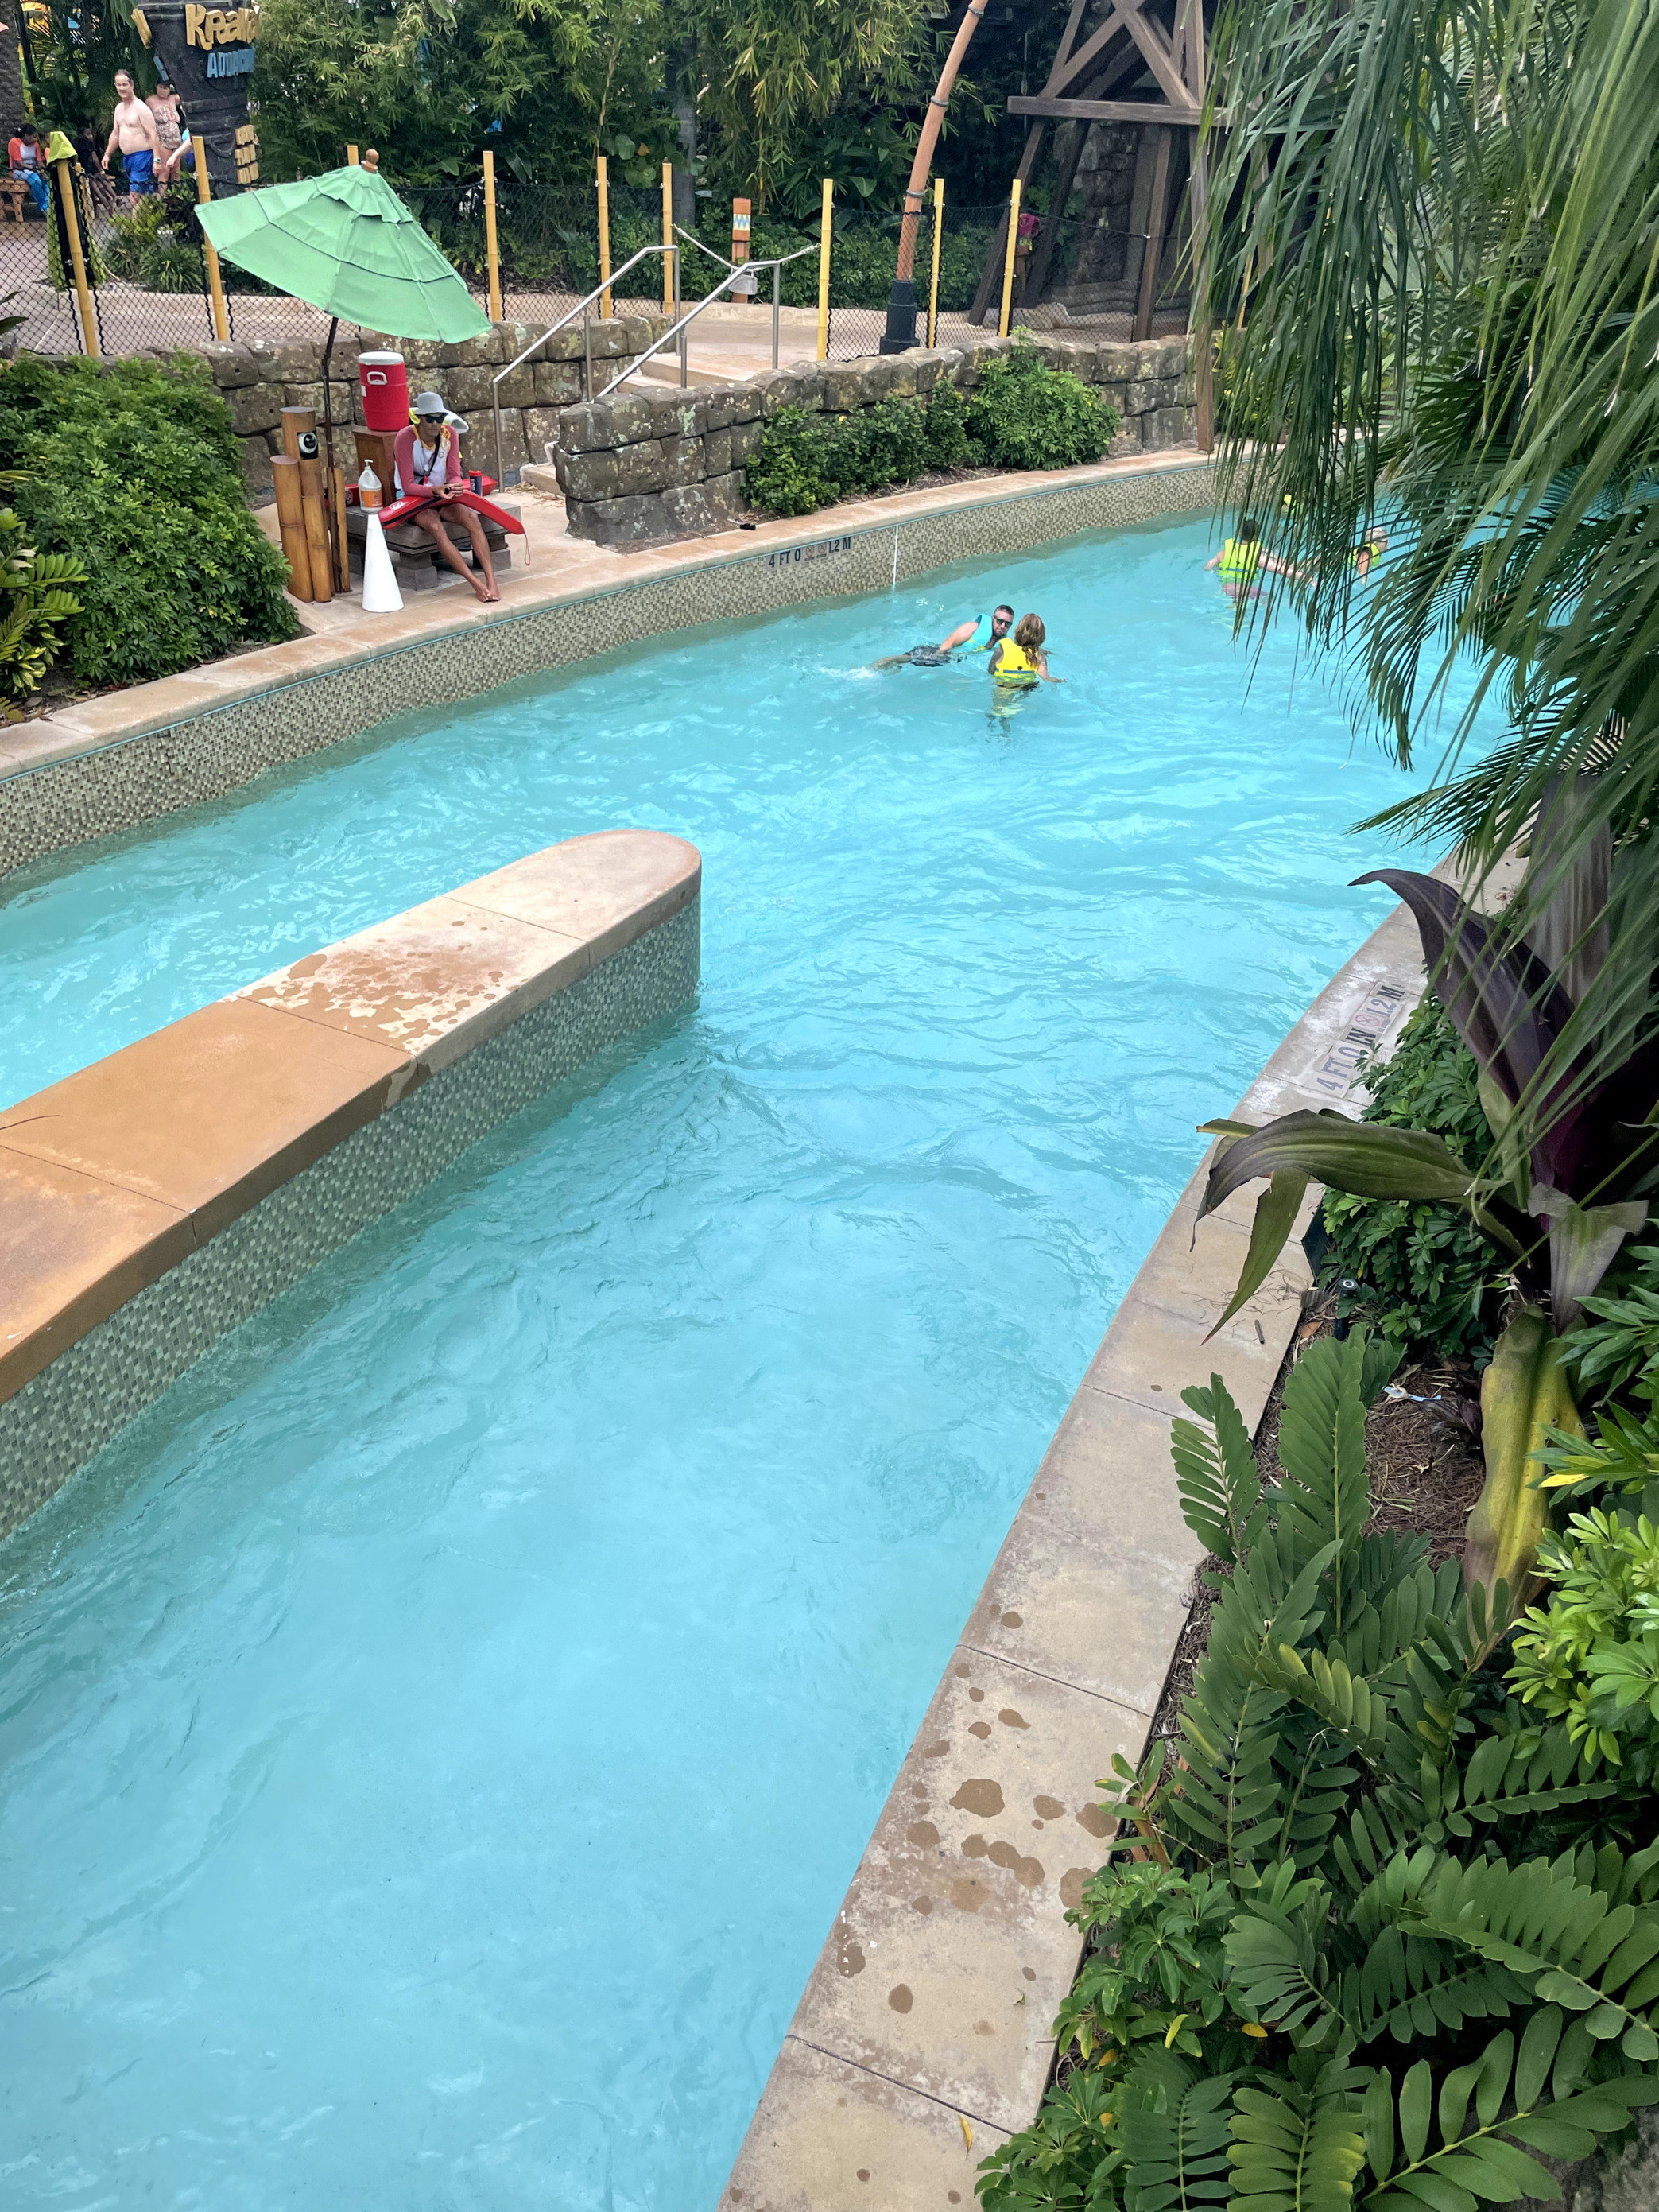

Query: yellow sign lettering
184,2,205,46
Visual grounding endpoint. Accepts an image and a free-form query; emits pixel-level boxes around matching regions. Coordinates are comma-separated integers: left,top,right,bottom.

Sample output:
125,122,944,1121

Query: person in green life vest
1353,527,1390,580
873,603,1014,669
1203,517,1299,602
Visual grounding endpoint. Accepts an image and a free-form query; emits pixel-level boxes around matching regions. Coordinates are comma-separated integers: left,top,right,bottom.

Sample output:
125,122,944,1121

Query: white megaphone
360,509,403,614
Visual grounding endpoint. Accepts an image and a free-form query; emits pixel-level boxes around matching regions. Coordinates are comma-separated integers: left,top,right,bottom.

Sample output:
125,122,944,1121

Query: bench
345,498,519,594
0,177,32,223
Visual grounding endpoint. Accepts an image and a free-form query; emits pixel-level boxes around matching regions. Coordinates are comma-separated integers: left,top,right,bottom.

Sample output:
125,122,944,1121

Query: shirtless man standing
103,71,162,208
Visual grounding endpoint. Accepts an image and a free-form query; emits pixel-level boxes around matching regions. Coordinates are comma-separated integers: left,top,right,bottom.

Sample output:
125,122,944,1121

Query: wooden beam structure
970,0,1210,335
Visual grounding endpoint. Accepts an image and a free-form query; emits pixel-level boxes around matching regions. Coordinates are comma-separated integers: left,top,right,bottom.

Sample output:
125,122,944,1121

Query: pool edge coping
715,894,1440,2210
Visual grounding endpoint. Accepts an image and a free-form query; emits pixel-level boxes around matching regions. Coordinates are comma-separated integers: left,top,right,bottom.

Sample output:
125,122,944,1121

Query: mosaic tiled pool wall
0,898,700,1543
0,460,1216,883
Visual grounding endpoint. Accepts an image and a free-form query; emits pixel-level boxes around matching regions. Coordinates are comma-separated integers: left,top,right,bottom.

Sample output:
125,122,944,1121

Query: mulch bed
1147,1298,1486,1746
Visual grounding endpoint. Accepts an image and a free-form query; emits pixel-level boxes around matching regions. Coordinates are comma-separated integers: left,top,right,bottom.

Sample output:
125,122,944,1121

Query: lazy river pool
0,514,1485,2208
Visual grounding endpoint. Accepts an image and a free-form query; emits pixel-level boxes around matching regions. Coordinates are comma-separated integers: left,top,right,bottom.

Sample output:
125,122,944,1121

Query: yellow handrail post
661,161,674,316
482,149,502,322
816,178,832,361
51,157,99,355
926,176,944,350
998,177,1021,339
193,152,231,343
595,155,612,318
346,144,359,165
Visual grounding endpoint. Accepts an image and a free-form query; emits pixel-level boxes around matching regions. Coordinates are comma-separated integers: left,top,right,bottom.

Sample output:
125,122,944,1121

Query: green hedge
744,347,1117,519
0,355,299,689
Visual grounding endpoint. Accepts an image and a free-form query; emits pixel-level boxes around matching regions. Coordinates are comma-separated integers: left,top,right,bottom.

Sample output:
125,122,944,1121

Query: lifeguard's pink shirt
393,425,462,498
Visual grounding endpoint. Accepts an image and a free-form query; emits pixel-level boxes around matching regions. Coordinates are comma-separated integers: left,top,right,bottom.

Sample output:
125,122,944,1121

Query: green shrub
102,193,212,295
0,475,85,709
0,354,299,687
1320,994,1503,1360
922,378,970,471
1510,1488,1659,1776
828,395,928,496
965,336,1118,470
979,1334,1659,2212
742,406,839,518
744,356,1111,519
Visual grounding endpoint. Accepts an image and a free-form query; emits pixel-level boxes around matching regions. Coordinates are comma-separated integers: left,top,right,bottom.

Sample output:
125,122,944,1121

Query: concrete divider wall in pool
0,454,1215,881
0,829,700,1539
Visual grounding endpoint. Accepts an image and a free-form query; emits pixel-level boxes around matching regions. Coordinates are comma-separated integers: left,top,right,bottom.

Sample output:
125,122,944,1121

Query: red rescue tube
379,487,532,568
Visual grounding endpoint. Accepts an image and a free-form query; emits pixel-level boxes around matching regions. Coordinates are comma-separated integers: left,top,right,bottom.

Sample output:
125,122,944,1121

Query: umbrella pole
321,316,346,596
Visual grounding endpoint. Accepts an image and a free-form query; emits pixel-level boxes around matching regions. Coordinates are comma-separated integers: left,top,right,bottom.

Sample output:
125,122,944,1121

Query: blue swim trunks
123,148,156,193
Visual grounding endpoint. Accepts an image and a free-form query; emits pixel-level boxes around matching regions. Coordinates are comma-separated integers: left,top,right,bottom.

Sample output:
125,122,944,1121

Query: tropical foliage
978,1334,1659,2211
0,472,84,712
1318,997,1502,1360
1198,0,1659,1179
0,355,297,686
745,353,1116,519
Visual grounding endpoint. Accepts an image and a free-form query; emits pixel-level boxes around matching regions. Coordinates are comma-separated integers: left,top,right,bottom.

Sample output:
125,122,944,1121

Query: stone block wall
196,315,673,505
542,332,1195,546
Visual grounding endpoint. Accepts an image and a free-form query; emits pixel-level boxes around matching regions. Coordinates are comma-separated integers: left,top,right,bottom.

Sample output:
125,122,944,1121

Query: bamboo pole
661,161,673,315
193,150,230,344
270,456,316,600
483,149,502,323
596,155,611,318
51,158,99,356
298,456,332,599
926,176,944,350
816,178,832,362
998,177,1021,338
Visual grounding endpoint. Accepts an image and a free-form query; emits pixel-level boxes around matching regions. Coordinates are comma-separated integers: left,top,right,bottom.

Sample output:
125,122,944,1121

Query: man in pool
874,602,1014,669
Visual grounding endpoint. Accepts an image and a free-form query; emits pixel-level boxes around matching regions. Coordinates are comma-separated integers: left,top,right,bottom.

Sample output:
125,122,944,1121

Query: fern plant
978,1333,1659,2212
0,474,84,712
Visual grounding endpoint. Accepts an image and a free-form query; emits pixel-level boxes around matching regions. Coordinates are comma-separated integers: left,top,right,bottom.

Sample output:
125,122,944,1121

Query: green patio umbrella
198,165,492,594
194,162,490,343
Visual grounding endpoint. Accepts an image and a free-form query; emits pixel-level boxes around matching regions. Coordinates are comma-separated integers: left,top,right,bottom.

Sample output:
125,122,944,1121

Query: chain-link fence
1021,211,1192,338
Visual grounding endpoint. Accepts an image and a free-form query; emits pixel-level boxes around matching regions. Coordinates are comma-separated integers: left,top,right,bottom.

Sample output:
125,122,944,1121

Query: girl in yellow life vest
990,612,1064,688
1203,516,1300,601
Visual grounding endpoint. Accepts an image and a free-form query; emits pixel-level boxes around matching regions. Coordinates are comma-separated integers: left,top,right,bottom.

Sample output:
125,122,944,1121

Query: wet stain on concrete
888,1985,913,2013
906,1819,940,1849
952,1778,1005,1818
1001,1609,1024,1627
975,2020,995,2037
911,1894,933,1915
963,1834,989,1858
999,1709,1029,1729
836,1929,866,1977
923,1739,952,1759
950,1876,989,1912
1076,1801,1114,1838
986,1838,1044,1887
1060,1867,1094,1910
969,1721,992,1739
1034,1795,1066,1820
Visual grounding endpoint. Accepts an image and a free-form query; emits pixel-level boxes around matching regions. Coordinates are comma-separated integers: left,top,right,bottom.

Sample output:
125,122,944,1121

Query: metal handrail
597,239,819,400
490,242,682,483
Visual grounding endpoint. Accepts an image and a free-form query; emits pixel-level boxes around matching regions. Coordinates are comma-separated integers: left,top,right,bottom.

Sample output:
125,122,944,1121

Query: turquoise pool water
0,515,1479,2207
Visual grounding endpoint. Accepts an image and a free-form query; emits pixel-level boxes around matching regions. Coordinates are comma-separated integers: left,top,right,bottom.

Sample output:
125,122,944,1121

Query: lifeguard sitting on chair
390,391,504,604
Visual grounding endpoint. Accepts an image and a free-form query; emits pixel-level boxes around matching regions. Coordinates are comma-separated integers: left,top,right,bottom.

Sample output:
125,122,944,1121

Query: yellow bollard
483,149,502,322
998,177,1021,340
194,153,230,343
661,161,674,316
50,158,99,355
816,178,832,362
596,155,611,319
927,176,944,350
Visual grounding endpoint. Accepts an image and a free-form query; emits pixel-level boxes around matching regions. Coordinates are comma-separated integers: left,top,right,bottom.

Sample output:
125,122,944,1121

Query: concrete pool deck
0,829,700,1537
0,449,1215,882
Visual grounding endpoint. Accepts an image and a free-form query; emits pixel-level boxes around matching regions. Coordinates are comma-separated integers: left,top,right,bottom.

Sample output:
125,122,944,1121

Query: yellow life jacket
993,640,1041,684
1219,537,1260,585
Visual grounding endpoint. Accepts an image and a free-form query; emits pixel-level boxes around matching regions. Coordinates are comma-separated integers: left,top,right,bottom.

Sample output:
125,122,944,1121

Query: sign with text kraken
134,1,259,196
